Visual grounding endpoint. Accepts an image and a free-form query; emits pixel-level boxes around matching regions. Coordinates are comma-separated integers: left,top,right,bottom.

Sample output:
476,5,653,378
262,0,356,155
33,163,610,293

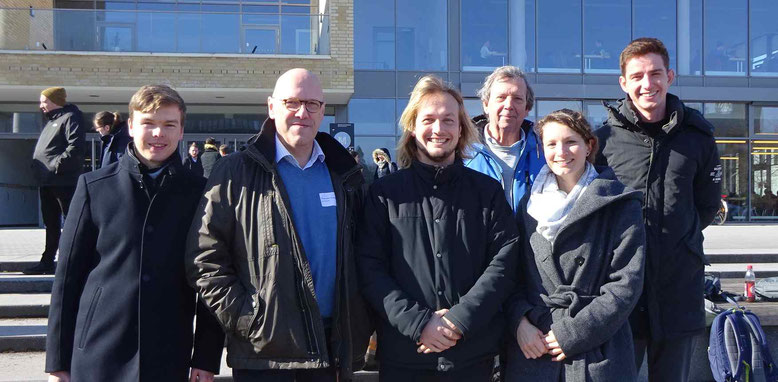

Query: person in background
26,87,85,275
372,147,397,179
506,109,645,381
218,144,230,157
182,142,204,177
200,137,220,178
93,111,131,168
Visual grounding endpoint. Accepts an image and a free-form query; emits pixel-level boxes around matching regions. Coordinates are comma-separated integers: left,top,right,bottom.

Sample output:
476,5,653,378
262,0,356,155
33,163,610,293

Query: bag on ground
708,307,778,382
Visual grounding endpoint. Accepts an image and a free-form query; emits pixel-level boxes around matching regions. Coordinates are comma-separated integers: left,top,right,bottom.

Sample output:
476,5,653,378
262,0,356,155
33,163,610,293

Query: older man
26,87,85,275
186,68,371,382
465,66,544,213
357,75,519,381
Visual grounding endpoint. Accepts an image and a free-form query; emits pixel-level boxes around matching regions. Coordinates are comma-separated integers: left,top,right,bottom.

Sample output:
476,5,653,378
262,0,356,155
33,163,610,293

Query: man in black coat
45,85,224,382
595,38,722,382
199,137,220,178
26,87,85,275
183,142,204,177
357,75,519,380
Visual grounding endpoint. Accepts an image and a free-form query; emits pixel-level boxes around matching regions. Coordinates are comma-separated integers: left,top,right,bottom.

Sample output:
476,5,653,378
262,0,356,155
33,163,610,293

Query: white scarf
526,162,599,242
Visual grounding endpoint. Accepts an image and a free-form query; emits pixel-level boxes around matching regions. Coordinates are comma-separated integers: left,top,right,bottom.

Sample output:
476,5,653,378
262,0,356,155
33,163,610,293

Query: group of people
33,37,722,382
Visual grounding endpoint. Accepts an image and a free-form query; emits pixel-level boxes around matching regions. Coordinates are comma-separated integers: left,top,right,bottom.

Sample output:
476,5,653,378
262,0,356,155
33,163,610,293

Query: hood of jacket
243,118,360,178
372,147,391,164
603,93,714,137
44,104,81,121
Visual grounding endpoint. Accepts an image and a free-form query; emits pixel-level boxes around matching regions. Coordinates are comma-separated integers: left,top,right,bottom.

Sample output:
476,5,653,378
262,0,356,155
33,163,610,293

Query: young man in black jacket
595,38,722,382
26,87,85,275
45,85,224,382
357,75,519,380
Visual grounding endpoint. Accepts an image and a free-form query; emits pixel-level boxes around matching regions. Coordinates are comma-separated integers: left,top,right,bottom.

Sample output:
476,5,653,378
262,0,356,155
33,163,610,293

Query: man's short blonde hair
128,84,187,126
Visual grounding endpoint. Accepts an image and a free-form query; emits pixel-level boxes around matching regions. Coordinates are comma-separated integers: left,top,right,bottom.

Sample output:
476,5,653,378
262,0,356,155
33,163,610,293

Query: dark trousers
39,185,75,264
233,366,337,382
379,359,493,382
634,335,694,382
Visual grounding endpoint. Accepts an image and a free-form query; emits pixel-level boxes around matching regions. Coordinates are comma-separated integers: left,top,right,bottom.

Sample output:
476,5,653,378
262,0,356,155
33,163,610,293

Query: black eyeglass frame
274,97,324,113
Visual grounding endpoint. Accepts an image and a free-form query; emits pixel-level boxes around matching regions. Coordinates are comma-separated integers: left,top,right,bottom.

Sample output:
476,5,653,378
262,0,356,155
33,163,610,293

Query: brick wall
0,0,353,96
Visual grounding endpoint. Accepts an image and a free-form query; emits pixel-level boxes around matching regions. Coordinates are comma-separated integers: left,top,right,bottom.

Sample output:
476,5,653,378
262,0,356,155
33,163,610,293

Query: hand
48,371,70,382
189,368,215,382
544,330,566,361
516,316,548,359
416,309,461,354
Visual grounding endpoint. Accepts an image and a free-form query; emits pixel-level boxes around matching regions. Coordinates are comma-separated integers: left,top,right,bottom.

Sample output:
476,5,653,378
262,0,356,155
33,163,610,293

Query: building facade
0,0,776,224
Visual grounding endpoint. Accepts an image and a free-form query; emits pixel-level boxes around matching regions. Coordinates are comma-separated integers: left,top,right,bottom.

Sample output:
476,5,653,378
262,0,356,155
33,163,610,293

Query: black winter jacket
595,94,722,341
45,146,224,381
32,104,86,186
200,146,220,178
183,156,204,177
99,121,131,169
185,119,372,377
357,160,519,371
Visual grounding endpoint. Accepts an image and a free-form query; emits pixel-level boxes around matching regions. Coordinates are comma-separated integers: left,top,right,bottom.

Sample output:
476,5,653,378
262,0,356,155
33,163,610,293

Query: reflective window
461,0,507,71
704,0,747,76
678,0,702,75
584,101,611,130
396,0,447,71
751,142,778,221
396,98,409,135
349,99,396,136
633,0,676,72
750,0,778,76
354,136,399,169
583,0,629,74
509,0,534,72
354,0,395,70
537,0,581,73
704,103,747,137
536,100,582,120
716,141,748,221
464,99,484,118
753,106,778,136
202,14,241,53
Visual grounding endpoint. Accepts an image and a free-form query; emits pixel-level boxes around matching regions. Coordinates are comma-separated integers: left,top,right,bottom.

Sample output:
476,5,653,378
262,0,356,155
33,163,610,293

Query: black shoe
22,261,56,275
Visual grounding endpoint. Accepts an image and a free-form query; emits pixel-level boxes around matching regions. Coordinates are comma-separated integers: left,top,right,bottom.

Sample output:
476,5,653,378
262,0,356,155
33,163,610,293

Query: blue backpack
708,305,778,382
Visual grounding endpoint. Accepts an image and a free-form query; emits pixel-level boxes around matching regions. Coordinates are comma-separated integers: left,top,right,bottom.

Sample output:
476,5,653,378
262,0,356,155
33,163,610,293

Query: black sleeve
190,296,225,373
55,112,86,175
45,175,98,373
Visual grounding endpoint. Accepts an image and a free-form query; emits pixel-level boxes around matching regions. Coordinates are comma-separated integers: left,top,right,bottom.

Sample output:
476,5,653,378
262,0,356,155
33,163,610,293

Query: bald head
272,68,324,101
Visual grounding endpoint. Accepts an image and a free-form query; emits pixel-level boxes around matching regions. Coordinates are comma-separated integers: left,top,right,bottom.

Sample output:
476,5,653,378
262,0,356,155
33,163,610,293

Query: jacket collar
44,103,79,121
120,142,183,178
243,118,360,178
604,93,713,137
411,159,464,186
472,114,535,145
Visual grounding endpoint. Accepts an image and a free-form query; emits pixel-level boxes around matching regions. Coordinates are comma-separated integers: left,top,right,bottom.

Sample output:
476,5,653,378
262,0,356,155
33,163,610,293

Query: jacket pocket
78,287,102,349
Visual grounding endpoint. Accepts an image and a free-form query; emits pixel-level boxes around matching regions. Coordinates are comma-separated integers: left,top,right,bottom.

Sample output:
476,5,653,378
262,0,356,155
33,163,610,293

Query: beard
414,138,456,166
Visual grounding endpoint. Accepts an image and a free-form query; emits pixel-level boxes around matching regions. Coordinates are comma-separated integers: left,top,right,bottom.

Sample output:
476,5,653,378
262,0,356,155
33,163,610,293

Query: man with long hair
357,75,519,380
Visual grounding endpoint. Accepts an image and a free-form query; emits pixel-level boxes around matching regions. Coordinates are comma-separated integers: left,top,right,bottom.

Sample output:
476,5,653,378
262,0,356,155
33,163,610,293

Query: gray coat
506,167,646,382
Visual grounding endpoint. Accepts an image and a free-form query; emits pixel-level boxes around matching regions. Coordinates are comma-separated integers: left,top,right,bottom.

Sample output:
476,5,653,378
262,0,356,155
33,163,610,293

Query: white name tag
319,192,336,207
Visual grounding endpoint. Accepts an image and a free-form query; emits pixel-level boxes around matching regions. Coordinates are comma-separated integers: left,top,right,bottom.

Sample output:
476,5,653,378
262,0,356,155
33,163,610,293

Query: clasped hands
516,316,567,361
416,309,462,354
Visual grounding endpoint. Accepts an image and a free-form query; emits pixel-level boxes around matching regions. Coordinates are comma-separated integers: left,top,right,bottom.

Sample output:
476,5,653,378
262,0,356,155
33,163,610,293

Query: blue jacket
464,117,545,214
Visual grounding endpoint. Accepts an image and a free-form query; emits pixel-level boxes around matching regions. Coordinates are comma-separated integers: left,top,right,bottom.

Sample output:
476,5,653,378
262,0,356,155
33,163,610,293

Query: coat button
433,185,438,190
145,225,154,233
437,290,443,296
142,274,151,282
434,218,440,223
436,253,442,258
643,138,650,144
575,257,585,266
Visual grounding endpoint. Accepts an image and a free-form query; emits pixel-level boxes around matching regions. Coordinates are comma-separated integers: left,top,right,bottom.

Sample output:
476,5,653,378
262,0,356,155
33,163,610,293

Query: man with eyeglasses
186,68,372,382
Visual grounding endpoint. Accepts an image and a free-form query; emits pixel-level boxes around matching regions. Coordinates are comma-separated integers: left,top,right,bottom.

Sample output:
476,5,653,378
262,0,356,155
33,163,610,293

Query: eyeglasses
276,97,324,113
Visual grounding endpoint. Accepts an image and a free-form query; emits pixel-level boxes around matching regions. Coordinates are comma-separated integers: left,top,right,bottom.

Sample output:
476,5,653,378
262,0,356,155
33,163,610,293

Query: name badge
319,192,336,207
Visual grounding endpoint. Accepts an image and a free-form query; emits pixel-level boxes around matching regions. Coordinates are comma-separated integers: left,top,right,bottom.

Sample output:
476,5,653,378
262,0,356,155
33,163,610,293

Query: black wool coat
45,147,224,381
595,94,722,341
357,160,519,371
183,155,204,178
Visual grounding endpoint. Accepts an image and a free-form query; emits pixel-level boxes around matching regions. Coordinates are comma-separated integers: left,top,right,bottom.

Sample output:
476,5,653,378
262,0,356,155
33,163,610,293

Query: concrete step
0,274,53,294
0,294,50,318
0,317,47,352
705,262,778,279
706,252,778,264
0,261,52,273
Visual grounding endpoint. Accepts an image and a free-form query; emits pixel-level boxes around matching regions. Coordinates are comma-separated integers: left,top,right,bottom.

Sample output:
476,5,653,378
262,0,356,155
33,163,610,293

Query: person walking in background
218,144,230,157
25,87,85,275
45,84,224,382
357,75,519,381
506,109,645,381
465,66,544,215
372,147,397,179
93,111,131,168
182,142,204,177
186,68,371,382
596,38,722,381
200,137,220,178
